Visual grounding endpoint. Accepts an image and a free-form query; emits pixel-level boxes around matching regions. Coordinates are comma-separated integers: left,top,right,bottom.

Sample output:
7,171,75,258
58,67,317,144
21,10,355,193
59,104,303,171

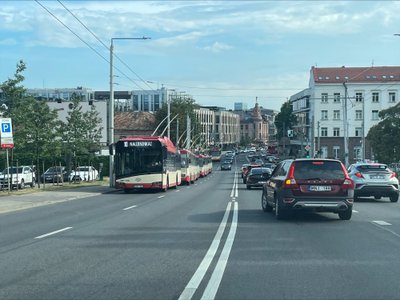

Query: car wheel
261,191,272,212
353,195,359,202
246,185,251,190
338,208,352,220
31,180,35,188
390,194,399,203
374,196,381,200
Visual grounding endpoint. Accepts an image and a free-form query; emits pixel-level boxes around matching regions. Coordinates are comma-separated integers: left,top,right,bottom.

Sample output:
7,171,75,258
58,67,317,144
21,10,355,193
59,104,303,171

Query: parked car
347,162,399,202
70,166,99,181
221,161,232,171
0,165,36,189
41,166,69,183
246,167,272,189
261,158,354,220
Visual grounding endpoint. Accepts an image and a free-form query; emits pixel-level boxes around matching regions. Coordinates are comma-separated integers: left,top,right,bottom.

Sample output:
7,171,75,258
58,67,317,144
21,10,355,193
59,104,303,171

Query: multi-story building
195,106,240,150
290,66,400,165
235,101,272,146
26,87,94,102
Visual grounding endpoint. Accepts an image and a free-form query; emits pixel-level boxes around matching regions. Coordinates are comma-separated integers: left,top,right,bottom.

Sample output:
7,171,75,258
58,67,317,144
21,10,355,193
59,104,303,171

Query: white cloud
203,41,232,53
0,38,17,46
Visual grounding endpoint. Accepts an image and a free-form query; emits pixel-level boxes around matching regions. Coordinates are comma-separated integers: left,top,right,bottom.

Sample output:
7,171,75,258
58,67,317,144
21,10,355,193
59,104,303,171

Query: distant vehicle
240,163,250,178
115,136,181,193
242,163,262,184
348,163,399,202
70,166,99,182
221,161,232,171
261,158,354,220
41,166,69,183
0,166,36,189
246,167,272,189
210,148,222,162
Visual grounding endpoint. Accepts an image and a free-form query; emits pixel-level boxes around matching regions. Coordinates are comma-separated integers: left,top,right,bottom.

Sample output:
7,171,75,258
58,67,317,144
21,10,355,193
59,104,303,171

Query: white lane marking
201,201,238,300
372,220,392,226
35,227,73,239
371,221,400,238
176,189,181,192
230,171,238,198
158,195,165,199
352,210,359,213
178,202,232,300
123,205,137,211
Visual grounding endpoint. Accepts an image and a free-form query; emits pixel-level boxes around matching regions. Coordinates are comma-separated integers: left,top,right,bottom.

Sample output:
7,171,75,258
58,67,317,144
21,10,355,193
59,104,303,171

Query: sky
1,1,400,112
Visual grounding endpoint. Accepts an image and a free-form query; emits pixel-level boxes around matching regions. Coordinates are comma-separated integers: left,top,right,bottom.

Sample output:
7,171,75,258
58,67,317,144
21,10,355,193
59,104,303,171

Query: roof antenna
371,59,374,67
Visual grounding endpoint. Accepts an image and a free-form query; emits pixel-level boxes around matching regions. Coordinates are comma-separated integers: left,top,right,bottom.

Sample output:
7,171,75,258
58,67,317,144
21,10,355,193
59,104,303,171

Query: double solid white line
179,172,239,300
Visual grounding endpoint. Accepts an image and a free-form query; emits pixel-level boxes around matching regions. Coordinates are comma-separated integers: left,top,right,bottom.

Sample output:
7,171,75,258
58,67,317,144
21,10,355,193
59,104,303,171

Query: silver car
348,163,399,202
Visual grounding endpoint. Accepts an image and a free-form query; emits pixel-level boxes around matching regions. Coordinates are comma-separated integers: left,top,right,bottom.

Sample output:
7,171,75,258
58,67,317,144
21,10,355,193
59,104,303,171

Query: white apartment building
290,66,400,165
195,106,240,149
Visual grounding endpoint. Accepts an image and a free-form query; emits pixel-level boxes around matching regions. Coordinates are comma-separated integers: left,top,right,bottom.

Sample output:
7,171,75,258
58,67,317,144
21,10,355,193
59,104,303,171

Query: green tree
60,94,103,169
367,103,400,163
274,100,297,140
154,95,200,148
0,60,61,169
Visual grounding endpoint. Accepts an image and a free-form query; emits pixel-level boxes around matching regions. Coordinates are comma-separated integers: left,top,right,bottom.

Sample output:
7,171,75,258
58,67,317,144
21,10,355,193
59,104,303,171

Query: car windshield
294,161,345,180
3,167,23,173
356,164,390,172
46,167,63,173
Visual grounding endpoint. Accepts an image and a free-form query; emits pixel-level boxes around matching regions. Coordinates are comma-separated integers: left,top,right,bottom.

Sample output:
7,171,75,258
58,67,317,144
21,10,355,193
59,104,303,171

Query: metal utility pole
167,94,171,139
362,95,366,161
109,36,150,187
317,121,320,157
343,82,349,167
186,114,191,149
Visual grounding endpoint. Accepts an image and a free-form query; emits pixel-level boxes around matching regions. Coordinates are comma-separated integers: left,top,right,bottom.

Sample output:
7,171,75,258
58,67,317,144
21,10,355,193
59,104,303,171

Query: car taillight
390,172,397,179
342,178,354,189
354,172,364,178
283,163,298,189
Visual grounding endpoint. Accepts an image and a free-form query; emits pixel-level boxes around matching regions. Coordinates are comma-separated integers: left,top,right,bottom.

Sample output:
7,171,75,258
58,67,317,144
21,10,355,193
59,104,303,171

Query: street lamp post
109,37,150,187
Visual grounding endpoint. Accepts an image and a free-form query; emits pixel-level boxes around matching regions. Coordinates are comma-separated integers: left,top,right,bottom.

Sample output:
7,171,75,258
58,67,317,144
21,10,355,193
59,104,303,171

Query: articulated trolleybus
115,136,181,193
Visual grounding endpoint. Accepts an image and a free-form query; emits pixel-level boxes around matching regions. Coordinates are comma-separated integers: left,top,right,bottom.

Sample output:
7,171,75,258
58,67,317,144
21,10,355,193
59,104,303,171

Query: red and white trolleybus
114,136,181,193
180,149,200,185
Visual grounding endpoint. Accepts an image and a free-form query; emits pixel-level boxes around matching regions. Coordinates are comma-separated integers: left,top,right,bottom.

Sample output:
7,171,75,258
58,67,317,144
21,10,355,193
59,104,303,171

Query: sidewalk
0,182,117,214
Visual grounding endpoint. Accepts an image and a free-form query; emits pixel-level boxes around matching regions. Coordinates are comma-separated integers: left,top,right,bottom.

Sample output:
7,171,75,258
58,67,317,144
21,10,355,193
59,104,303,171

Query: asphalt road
1,154,400,300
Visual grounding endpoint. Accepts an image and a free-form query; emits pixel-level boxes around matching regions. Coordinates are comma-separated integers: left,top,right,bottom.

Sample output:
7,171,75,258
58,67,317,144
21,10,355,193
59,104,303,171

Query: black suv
261,158,354,220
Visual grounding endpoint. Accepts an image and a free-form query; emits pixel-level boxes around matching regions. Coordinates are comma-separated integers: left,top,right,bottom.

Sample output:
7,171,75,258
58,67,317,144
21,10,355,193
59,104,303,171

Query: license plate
370,175,384,179
309,185,331,191
134,185,143,188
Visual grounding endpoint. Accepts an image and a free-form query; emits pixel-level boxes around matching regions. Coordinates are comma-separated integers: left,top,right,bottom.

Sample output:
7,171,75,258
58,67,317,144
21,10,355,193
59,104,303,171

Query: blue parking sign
2,123,11,133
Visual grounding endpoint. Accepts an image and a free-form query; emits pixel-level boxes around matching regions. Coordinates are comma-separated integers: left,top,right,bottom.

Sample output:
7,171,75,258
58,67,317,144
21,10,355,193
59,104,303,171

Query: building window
372,110,379,120
321,93,328,103
355,110,363,120
333,127,340,137
355,92,363,102
389,92,396,103
333,146,340,159
354,146,362,160
355,127,363,137
321,110,328,120
333,93,341,103
372,92,379,103
321,127,328,137
333,110,340,120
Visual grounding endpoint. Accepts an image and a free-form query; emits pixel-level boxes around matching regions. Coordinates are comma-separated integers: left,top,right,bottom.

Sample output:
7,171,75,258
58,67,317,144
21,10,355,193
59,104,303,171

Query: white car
69,166,99,182
0,166,36,189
